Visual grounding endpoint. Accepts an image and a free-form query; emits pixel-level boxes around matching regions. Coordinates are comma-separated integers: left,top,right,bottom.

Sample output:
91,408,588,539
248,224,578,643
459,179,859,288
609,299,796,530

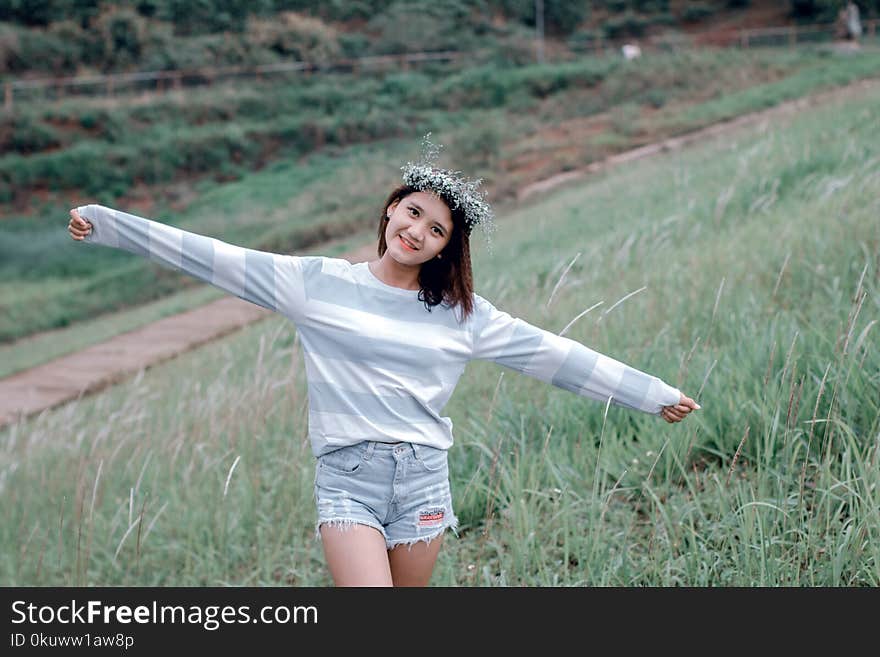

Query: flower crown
400,133,496,247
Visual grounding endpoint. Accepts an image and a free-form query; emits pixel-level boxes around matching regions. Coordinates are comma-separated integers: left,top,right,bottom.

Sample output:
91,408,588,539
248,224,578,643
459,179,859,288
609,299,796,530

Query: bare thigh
388,534,444,587
319,523,392,587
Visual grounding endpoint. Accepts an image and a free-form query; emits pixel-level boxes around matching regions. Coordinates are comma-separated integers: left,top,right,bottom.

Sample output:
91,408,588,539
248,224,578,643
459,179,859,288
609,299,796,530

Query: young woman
67,136,700,587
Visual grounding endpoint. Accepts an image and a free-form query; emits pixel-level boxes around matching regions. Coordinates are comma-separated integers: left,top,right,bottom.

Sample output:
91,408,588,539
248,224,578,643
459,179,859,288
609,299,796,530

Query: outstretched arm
69,204,307,322
470,295,700,420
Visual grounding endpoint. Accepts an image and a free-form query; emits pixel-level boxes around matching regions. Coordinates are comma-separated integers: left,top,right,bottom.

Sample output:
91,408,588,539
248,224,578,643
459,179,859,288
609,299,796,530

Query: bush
368,0,474,54
542,1,590,35
0,141,133,197
642,88,668,108
604,12,650,40
6,116,62,154
649,12,677,27
246,11,341,63
454,123,502,172
379,72,431,101
314,0,381,22
681,3,717,22
567,29,603,52
44,20,87,73
0,0,56,26
151,33,269,70
76,109,127,143
2,25,78,74
0,23,20,72
137,20,187,71
429,58,615,110
90,6,149,71
610,101,641,136
159,0,261,36
490,0,588,34
147,35,216,71
337,32,371,59
489,23,539,66
632,0,671,11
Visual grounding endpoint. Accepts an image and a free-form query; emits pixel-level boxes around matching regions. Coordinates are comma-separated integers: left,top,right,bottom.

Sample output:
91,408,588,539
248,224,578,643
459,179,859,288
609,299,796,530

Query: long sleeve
76,204,308,323
470,295,681,416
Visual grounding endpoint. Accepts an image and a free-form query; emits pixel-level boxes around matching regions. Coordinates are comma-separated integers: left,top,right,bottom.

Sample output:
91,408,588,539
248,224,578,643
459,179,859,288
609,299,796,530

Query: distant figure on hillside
846,2,862,40
67,133,700,587
622,43,642,60
837,2,862,41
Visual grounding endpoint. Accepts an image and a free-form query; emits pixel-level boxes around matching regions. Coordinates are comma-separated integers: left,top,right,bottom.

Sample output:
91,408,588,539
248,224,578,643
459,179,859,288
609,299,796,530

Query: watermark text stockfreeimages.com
11,598,317,631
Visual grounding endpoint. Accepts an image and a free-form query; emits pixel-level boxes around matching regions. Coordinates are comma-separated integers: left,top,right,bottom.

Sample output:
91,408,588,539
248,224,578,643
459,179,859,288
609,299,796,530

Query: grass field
1,72,878,586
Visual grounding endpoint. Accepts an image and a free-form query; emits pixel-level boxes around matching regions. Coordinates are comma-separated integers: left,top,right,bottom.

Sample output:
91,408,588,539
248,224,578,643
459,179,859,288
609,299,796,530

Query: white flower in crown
400,133,496,246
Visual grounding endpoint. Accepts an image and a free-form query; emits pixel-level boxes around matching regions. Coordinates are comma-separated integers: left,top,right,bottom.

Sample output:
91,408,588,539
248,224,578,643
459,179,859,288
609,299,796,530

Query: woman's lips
399,235,418,251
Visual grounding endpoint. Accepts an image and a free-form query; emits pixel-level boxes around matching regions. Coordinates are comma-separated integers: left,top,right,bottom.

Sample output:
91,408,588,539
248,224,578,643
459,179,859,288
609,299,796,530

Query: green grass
1,79,877,586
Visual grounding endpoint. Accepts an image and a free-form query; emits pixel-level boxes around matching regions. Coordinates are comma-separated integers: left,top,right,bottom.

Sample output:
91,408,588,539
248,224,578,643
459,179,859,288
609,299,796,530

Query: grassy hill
0,76,877,585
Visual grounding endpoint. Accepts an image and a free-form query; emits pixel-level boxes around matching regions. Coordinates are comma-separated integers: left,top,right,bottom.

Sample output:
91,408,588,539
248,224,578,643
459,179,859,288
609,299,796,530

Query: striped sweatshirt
76,204,682,457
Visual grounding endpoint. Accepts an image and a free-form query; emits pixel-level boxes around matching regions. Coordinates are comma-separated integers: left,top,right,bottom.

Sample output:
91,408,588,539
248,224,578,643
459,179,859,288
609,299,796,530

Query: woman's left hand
660,393,700,424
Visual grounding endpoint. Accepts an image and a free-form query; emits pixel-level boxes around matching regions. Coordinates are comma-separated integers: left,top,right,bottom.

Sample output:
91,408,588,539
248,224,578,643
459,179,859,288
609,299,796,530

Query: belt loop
364,441,376,460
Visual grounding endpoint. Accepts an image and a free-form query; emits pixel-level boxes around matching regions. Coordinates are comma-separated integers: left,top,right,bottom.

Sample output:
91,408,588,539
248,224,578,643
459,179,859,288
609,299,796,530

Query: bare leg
387,534,444,587
319,523,393,587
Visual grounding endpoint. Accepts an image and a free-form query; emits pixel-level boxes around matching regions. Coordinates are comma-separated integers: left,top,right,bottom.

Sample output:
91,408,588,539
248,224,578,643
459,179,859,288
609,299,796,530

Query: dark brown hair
377,184,474,322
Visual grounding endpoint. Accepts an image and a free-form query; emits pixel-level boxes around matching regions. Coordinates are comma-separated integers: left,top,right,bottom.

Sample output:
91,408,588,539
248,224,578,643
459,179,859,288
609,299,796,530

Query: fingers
68,208,92,240
678,394,702,411
665,394,702,425
661,397,703,423
69,222,90,239
69,208,90,228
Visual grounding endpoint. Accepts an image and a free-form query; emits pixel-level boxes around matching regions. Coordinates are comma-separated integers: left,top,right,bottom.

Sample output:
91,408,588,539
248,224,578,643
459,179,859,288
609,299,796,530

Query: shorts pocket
412,444,448,473
319,443,367,474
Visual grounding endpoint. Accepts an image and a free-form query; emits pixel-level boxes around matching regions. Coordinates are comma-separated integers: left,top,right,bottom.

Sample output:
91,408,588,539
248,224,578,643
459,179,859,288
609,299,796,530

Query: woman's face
384,191,453,265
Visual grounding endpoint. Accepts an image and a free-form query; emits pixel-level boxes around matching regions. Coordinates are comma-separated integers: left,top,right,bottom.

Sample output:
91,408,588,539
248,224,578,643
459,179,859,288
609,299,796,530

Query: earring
436,254,442,259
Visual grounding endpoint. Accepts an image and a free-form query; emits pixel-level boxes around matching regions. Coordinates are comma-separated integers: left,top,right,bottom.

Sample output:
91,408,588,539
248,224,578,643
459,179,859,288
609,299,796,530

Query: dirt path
0,239,375,429
2,75,877,429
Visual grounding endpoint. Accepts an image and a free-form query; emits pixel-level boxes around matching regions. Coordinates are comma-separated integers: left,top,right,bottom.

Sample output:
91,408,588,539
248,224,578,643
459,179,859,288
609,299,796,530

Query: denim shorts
314,440,459,550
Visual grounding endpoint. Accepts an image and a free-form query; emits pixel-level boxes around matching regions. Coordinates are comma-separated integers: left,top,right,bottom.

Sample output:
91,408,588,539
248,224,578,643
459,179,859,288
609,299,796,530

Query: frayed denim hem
315,518,387,541
386,514,459,551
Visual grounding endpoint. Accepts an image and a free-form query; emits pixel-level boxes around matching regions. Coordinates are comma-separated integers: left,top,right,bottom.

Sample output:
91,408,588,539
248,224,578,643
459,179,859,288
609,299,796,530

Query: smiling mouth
399,235,419,251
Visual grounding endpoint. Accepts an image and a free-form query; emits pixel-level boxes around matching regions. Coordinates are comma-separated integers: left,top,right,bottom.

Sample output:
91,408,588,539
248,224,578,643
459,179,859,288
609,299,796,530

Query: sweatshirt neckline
358,261,421,297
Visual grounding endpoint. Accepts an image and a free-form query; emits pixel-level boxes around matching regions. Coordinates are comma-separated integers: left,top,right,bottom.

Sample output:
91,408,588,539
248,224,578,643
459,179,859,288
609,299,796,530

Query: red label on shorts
418,508,445,527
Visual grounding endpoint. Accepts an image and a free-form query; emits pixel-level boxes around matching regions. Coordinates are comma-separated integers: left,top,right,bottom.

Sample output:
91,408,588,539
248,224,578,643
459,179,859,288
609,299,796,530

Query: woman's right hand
68,208,92,240
660,393,701,424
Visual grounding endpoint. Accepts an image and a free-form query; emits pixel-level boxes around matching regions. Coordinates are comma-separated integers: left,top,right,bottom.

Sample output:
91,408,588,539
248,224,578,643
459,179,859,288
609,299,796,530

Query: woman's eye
432,227,443,236
408,207,418,216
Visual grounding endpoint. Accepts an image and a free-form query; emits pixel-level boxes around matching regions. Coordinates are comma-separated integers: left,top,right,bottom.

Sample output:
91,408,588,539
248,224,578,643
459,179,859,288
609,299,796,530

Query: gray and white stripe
78,204,681,458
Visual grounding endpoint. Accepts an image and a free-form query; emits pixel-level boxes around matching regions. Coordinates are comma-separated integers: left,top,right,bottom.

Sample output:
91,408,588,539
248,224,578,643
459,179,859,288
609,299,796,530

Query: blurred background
0,0,880,348
1,1,879,346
